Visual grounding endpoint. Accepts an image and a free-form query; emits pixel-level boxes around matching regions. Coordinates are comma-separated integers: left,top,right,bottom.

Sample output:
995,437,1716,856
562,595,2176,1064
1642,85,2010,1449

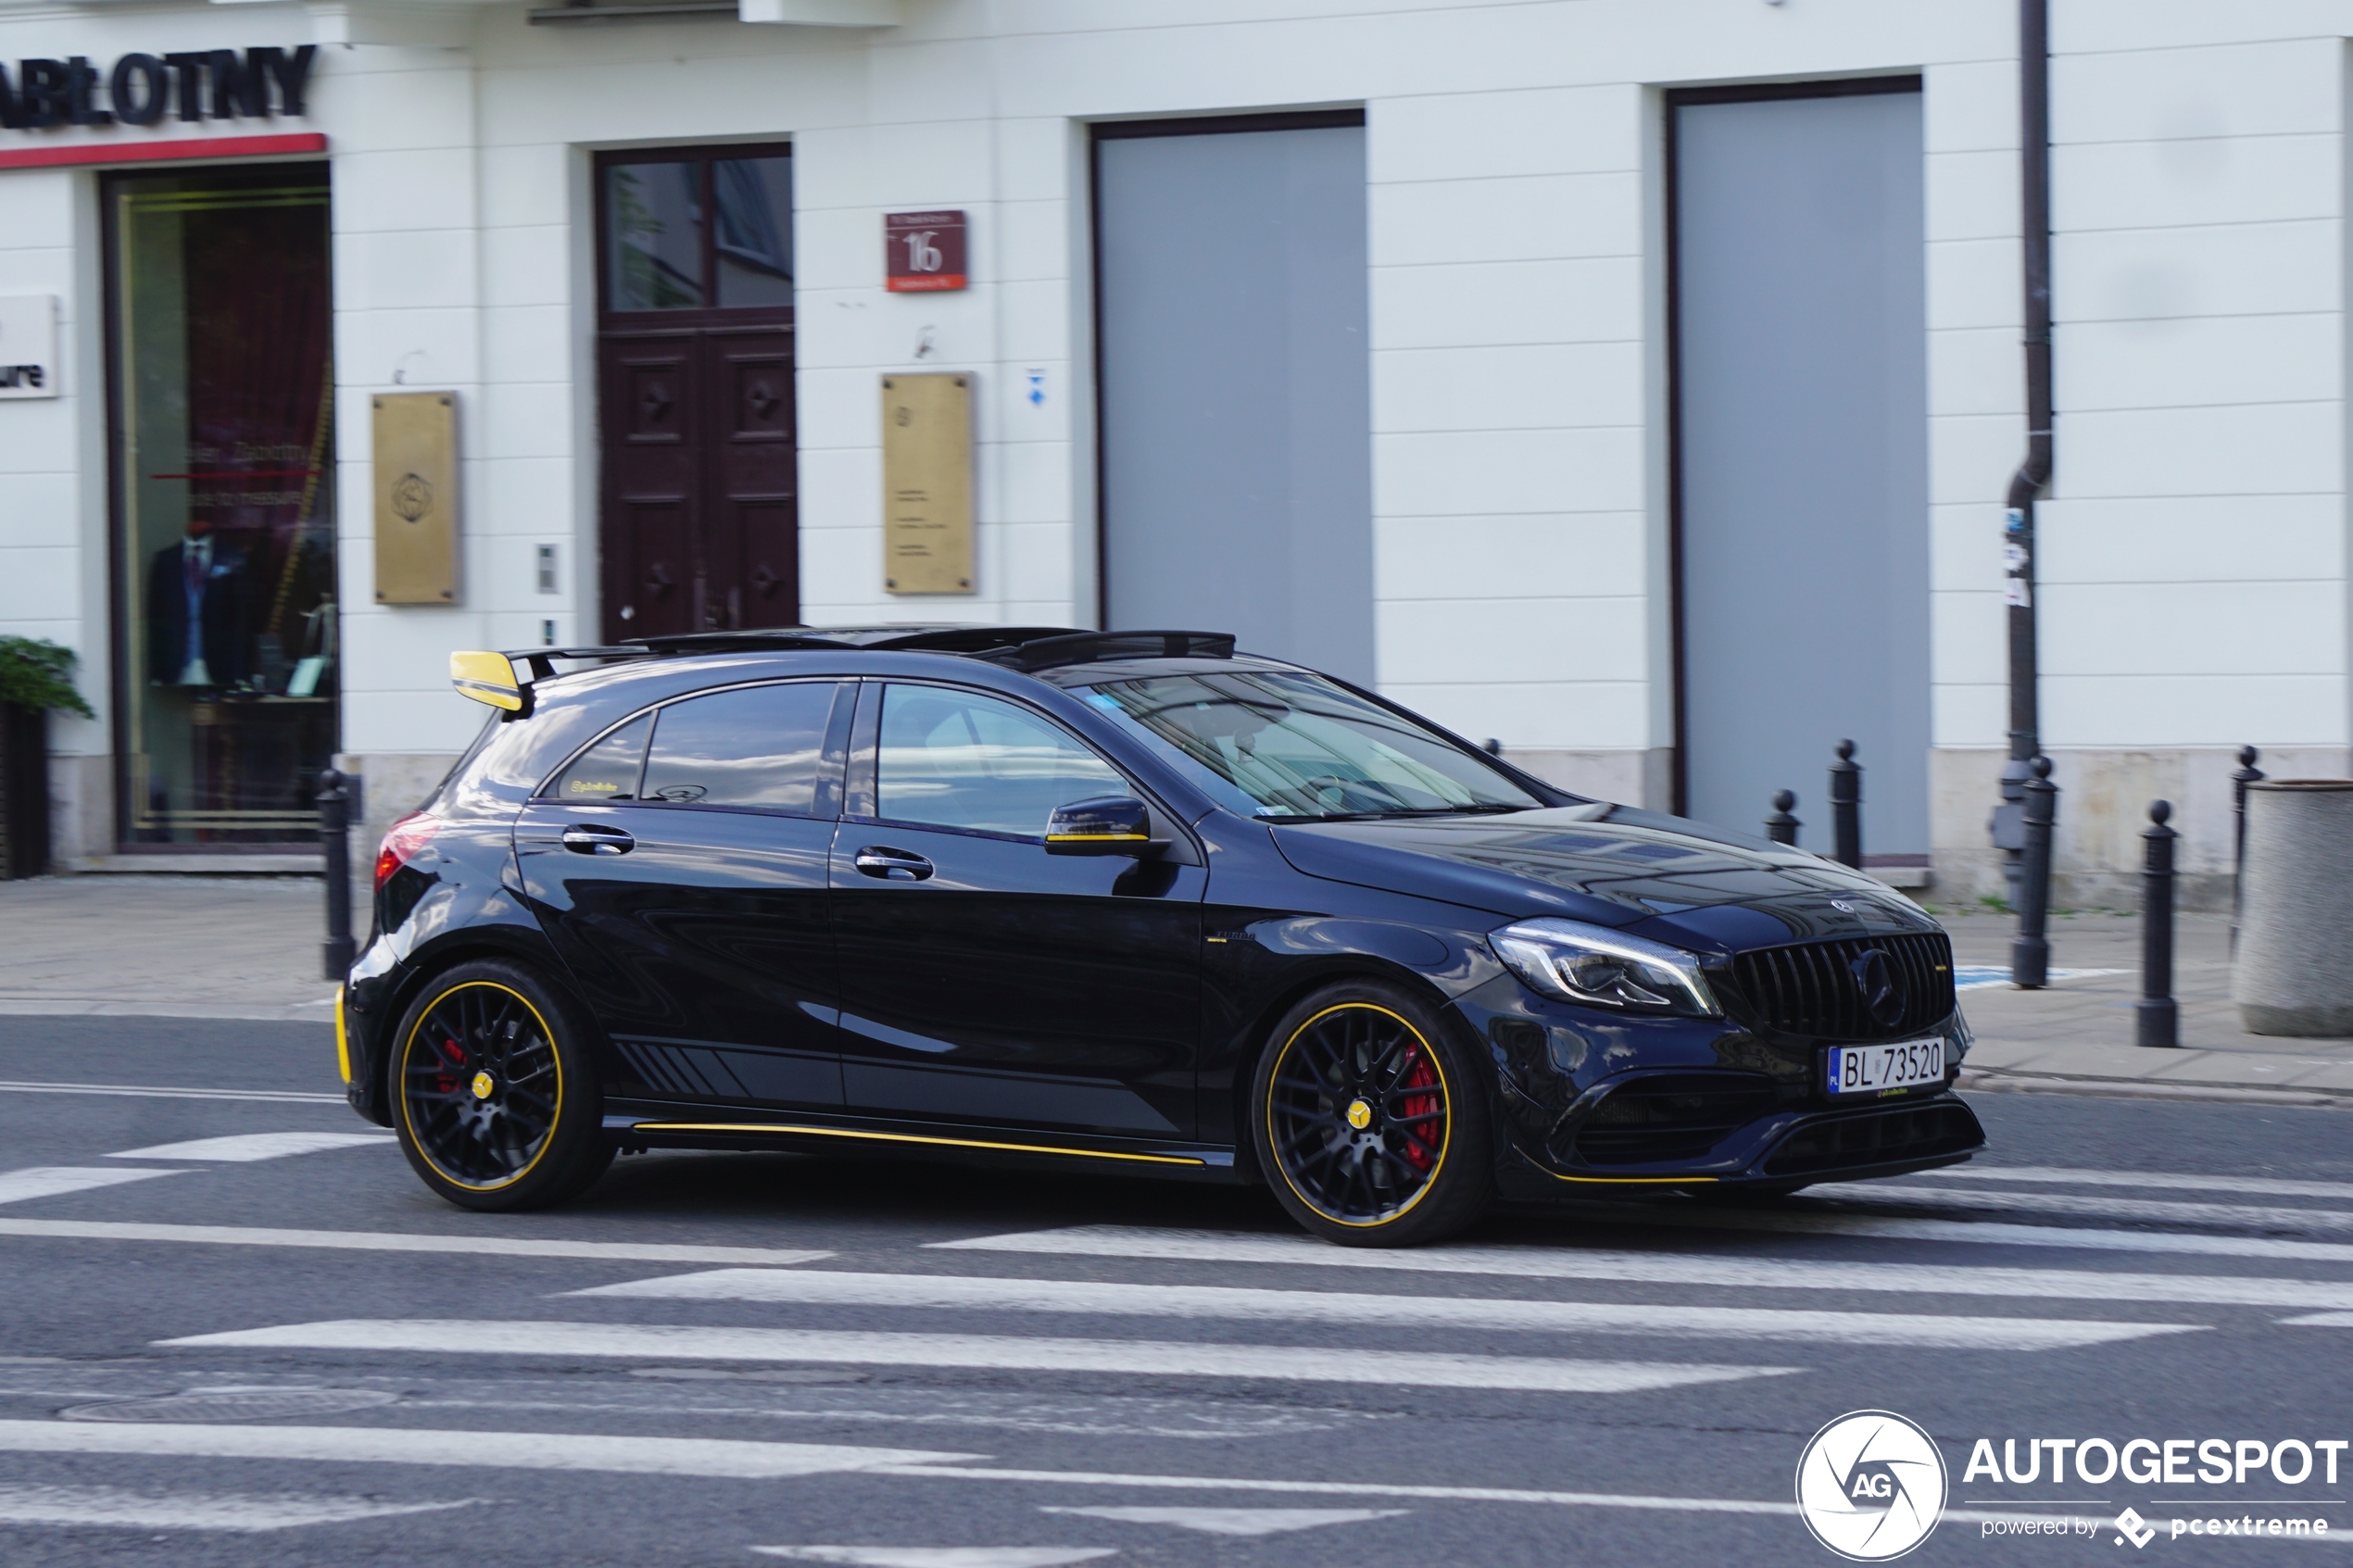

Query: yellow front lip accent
333,986,351,1085
630,1122,1204,1166
1542,1170,1719,1185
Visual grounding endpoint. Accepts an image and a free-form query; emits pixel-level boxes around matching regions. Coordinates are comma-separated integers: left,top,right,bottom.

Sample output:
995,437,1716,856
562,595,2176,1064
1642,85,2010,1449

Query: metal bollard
2230,745,2264,955
1829,740,1863,870
2011,755,2057,988
319,767,356,982
1766,790,1800,847
2137,798,2179,1048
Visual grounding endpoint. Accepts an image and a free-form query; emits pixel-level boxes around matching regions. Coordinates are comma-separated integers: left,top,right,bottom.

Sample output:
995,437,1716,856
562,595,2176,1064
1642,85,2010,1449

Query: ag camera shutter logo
1796,1410,1948,1561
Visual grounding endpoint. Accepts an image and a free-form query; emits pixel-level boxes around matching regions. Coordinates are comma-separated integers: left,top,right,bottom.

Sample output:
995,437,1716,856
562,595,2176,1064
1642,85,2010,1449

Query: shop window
107,165,336,846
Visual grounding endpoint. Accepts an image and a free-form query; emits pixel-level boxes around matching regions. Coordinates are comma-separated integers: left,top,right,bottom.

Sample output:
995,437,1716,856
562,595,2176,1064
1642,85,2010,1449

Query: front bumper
1456,973,1985,1196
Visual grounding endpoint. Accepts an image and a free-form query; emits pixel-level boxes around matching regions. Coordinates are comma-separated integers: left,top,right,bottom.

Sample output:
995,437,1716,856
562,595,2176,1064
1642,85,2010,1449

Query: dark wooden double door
598,317,799,642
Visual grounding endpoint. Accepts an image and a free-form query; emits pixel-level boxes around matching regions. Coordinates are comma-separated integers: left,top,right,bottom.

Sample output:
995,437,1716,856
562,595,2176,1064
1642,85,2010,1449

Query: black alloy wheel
390,959,612,1211
1252,980,1492,1247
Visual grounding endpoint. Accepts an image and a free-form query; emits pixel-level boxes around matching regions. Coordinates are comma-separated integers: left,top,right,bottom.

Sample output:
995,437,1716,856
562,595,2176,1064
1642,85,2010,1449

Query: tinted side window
640,682,839,815
877,684,1124,836
547,713,651,802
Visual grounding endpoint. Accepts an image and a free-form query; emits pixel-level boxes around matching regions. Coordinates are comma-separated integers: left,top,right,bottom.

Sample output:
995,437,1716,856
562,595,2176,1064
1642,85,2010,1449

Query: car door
829,680,1205,1138
514,678,852,1109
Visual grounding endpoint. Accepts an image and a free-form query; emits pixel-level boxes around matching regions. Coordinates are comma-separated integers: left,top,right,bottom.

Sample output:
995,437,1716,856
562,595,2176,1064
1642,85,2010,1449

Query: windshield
1080,670,1542,822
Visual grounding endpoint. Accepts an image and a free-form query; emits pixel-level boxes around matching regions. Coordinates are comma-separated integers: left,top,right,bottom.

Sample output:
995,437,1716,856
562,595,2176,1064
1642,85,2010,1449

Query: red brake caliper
1397,1047,1441,1172
434,1037,464,1097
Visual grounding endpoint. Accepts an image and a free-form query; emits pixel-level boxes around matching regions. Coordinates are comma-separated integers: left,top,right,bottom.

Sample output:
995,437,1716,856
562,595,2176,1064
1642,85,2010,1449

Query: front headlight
1489,917,1720,1017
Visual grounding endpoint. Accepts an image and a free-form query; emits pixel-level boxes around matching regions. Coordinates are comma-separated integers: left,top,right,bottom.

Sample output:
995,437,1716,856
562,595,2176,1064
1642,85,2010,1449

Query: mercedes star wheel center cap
1345,1098,1373,1130
470,1071,496,1101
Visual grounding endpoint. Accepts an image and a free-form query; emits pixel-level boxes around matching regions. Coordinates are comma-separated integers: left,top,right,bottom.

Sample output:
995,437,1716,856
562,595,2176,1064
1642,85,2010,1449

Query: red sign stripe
0,132,327,172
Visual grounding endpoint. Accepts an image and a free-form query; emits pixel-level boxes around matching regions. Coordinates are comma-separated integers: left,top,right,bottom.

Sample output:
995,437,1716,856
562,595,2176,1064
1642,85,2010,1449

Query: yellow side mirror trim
449,650,523,711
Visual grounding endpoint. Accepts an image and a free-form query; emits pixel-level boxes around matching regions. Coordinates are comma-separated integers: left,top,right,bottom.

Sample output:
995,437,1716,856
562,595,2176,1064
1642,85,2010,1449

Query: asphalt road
2,1014,2348,1567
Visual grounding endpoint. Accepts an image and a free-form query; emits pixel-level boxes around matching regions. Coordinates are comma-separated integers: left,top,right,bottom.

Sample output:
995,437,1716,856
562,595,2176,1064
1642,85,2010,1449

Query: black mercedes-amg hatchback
337,626,1983,1247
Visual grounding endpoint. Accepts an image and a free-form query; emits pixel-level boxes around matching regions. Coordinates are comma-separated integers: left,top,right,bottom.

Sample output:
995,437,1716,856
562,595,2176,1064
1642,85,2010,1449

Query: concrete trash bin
2234,780,2353,1037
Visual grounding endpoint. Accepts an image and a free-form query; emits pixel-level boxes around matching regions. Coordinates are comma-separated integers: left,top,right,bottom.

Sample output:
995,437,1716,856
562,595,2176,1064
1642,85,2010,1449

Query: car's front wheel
1250,980,1492,1247
390,959,613,1211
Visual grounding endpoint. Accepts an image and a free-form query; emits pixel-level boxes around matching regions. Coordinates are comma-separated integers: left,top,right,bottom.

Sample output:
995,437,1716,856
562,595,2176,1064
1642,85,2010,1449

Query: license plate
1824,1038,1945,1097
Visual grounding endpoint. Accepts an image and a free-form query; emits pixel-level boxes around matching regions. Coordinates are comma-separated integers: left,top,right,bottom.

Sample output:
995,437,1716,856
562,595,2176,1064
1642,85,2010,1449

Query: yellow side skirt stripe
1543,1170,1718,1185
628,1122,1206,1167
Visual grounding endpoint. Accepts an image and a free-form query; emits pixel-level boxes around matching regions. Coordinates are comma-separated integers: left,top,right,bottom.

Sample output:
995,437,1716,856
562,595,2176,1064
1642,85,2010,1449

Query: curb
1957,1068,2348,1109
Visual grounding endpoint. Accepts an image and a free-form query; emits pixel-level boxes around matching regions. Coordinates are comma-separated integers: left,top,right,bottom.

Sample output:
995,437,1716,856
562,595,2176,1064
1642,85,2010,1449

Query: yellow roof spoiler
449,650,525,712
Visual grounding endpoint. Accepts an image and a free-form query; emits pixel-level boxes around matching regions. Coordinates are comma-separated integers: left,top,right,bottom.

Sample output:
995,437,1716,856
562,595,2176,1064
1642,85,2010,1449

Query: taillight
375,812,441,892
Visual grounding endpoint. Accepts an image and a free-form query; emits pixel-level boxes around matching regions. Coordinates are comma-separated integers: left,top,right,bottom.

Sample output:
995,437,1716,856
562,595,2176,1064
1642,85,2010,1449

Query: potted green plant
0,637,94,880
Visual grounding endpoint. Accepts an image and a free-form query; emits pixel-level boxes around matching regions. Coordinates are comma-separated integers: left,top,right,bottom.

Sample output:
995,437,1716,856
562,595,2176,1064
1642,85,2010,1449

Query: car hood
1268,804,1938,953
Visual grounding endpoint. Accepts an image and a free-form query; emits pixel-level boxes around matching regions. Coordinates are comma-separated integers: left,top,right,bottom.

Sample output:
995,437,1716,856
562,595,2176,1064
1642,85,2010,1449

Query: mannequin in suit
147,521,251,687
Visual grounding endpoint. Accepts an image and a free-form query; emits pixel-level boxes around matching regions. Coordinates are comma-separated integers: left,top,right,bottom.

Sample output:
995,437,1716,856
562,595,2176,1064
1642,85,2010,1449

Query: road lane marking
156,1320,1794,1393
0,1419,972,1478
569,1268,2200,1352
0,1167,189,1206
0,1483,480,1533
1041,1506,1411,1537
1915,1165,2353,1201
754,1552,1114,1567
935,1224,2353,1311
1820,1184,2353,1232
0,1080,346,1104
1571,1198,2353,1263
106,1132,394,1163
0,1216,835,1266
2276,1312,2353,1326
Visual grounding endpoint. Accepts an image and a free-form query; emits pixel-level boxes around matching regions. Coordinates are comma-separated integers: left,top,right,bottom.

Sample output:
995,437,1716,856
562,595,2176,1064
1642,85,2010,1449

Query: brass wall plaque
881,372,974,595
373,391,459,604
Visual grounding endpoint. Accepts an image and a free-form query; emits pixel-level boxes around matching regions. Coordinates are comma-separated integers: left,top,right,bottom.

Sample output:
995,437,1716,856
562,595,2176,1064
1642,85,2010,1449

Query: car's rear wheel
390,959,612,1211
1251,980,1492,1247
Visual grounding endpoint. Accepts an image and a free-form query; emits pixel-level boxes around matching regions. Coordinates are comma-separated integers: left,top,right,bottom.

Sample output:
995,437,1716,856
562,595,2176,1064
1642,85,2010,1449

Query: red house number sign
886,210,967,292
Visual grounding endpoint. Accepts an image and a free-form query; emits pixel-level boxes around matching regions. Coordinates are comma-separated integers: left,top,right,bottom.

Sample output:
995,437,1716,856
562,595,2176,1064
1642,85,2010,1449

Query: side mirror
1045,796,1162,857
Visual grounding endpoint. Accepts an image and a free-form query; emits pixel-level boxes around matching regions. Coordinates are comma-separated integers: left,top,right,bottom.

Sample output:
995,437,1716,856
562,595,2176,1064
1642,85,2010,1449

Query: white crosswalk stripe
1040,1506,1410,1537
1913,1163,2353,1201
933,1224,2353,1310
157,1319,1795,1393
568,1266,2200,1351
1811,1182,2353,1233
0,1483,481,1532
104,1132,393,1163
0,1166,188,1206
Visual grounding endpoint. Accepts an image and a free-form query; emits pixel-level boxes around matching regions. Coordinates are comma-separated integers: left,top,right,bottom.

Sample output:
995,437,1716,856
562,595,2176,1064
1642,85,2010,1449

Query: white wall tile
2057,134,2340,234
1371,257,1641,349
2062,402,2343,499
1372,85,1641,182
1373,341,1643,433
2051,37,2344,146
2057,219,2340,322
1370,171,1640,267
2037,494,2345,584
1378,427,1644,518
1375,512,1646,601
2057,312,2340,412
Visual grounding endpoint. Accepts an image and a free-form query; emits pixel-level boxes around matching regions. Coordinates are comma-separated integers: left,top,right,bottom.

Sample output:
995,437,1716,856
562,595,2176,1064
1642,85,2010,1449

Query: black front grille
1763,1099,1983,1176
1727,931,1955,1041
1569,1073,1779,1166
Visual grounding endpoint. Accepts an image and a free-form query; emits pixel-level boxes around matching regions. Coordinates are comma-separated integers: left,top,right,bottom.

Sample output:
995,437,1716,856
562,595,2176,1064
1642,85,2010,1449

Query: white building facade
0,0,2344,907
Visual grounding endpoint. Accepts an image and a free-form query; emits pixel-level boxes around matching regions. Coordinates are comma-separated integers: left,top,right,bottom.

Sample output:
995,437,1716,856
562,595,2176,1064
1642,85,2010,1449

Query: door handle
562,824,635,856
853,846,933,882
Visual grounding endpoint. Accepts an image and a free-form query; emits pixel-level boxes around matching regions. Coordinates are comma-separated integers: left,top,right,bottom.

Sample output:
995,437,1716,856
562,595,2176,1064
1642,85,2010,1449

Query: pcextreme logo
1796,1410,1949,1561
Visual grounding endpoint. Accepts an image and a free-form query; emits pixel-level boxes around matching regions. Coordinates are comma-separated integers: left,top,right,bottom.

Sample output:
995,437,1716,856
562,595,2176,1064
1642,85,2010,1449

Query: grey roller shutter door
1674,88,1931,855
1095,123,1374,684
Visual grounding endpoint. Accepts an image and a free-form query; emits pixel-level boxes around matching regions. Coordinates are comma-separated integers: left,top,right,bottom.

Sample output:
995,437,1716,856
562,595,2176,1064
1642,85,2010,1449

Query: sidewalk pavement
0,877,2345,1107
1933,909,2353,1108
0,876,340,1023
